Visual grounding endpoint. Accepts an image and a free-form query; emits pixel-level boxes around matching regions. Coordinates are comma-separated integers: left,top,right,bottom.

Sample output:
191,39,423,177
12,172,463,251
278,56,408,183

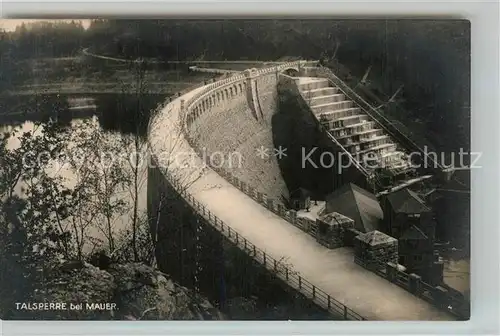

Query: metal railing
148,60,468,321
181,66,330,241
148,60,367,320
396,271,409,286
314,66,444,171
355,257,469,320
284,74,371,178
165,173,365,321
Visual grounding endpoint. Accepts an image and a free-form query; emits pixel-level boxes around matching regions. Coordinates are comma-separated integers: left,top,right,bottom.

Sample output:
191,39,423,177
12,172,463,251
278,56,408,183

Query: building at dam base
147,61,468,320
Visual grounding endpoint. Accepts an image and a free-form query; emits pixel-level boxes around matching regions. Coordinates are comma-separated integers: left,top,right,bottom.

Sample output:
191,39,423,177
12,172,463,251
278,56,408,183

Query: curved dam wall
185,63,367,202
147,61,335,318
148,162,331,318
185,69,292,201
147,62,461,321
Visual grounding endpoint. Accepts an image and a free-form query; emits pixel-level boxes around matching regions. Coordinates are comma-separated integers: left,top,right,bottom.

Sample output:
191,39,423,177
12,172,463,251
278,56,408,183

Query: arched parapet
281,65,300,73
243,68,259,80
180,60,311,135
147,59,459,323
282,68,300,77
181,60,310,126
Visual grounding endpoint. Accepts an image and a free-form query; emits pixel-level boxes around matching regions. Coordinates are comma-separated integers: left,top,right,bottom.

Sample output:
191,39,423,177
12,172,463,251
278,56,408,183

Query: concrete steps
308,93,345,106
311,100,355,114
298,78,330,91
296,75,410,174
342,134,391,149
336,128,382,140
328,115,372,129
317,107,362,122
358,142,397,156
301,87,339,98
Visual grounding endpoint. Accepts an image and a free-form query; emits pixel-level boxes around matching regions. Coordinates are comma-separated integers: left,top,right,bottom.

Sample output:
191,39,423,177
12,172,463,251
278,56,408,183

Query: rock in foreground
29,261,224,320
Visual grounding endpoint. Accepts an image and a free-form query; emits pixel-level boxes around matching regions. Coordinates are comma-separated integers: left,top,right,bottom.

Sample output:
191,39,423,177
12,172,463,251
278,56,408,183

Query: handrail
161,166,365,321
147,60,467,321
355,255,469,320
148,60,367,320
316,66,444,171
181,61,309,131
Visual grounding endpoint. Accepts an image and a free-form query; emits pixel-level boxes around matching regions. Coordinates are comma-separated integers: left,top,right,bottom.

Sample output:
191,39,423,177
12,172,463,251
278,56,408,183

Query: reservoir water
1,93,165,253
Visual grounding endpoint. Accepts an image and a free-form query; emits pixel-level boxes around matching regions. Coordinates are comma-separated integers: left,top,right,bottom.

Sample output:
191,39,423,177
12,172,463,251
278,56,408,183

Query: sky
0,19,92,32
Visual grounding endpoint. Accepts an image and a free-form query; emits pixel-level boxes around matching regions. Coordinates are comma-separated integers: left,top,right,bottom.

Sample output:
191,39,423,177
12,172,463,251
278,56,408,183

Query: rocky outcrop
28,261,225,320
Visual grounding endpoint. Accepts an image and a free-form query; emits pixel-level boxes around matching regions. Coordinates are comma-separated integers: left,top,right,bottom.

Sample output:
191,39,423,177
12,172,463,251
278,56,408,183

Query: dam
147,60,466,320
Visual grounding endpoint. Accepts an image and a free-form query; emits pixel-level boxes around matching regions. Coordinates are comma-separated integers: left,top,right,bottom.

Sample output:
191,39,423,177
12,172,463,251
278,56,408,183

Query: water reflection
1,93,159,252
1,93,166,138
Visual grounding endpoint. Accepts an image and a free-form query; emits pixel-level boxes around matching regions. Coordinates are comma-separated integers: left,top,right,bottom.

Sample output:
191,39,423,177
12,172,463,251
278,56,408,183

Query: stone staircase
298,77,413,176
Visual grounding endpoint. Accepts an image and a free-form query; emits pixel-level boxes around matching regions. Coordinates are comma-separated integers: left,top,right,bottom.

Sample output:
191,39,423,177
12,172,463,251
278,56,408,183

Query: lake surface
1,91,470,295
1,93,163,253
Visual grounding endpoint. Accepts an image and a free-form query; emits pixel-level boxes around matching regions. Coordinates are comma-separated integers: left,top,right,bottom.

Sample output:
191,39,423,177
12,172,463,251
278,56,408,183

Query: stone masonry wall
188,72,289,200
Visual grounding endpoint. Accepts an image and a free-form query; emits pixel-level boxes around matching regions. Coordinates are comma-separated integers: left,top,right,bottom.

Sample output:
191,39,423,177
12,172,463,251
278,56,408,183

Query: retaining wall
185,67,295,200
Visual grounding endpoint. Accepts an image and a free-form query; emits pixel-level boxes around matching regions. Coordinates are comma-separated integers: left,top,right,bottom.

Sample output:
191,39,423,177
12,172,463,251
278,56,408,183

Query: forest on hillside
0,19,470,153
0,19,472,320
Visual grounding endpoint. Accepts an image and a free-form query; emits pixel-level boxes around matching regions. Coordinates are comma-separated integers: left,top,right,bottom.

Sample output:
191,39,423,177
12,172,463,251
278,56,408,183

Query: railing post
343,306,348,320
236,233,239,244
253,245,256,256
298,276,302,289
285,268,289,281
263,252,267,266
274,259,277,272
244,238,247,250
312,286,316,299
328,296,331,309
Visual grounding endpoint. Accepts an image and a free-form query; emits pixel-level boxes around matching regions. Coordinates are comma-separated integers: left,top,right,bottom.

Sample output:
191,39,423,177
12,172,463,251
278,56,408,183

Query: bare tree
107,57,207,264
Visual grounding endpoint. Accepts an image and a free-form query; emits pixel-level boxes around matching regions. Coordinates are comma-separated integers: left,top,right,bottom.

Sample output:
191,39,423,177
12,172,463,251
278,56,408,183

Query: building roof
318,212,354,227
290,187,311,200
356,230,397,246
400,225,428,241
386,188,430,214
325,183,383,233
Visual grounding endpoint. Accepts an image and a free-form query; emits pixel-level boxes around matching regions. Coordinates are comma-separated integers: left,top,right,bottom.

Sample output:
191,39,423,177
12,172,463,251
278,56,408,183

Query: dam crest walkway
147,63,455,321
